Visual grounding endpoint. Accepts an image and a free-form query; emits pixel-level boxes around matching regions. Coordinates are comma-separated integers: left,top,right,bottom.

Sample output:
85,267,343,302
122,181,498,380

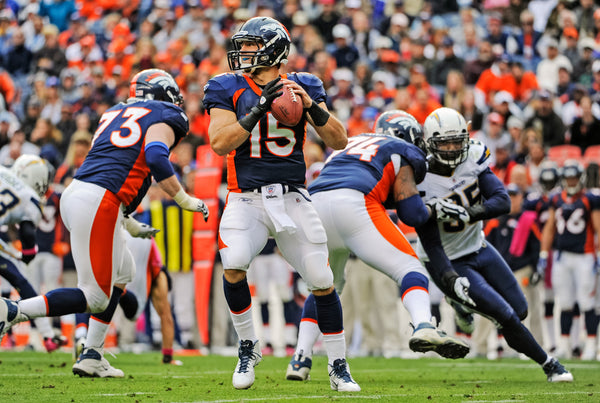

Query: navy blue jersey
523,191,555,226
550,190,600,254
36,191,60,253
75,99,188,215
203,72,326,191
308,134,427,205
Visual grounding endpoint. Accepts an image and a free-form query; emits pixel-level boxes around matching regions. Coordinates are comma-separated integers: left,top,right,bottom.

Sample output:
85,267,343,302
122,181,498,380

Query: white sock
323,331,346,365
295,319,320,358
543,316,556,349
230,306,256,342
33,317,54,339
75,323,88,340
402,288,431,326
18,296,48,318
86,317,110,349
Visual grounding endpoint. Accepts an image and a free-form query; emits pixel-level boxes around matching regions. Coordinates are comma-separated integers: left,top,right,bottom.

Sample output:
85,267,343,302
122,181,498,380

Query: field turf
0,351,599,402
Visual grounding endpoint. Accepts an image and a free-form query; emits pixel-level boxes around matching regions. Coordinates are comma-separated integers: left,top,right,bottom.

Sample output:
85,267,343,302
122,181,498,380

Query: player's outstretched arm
145,123,209,220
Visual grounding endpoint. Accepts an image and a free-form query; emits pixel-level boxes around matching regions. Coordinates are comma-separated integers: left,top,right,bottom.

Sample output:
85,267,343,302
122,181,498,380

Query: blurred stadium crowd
0,0,599,360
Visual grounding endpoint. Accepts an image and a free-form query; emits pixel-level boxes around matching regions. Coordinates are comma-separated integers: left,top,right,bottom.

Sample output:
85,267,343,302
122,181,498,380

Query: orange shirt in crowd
475,69,518,103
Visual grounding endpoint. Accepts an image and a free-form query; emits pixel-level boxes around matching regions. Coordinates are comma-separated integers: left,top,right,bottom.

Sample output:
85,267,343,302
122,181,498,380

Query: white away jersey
0,165,43,226
416,140,490,261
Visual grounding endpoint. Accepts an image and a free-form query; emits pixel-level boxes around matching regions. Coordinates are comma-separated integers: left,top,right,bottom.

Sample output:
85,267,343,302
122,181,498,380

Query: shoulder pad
161,102,189,142
468,139,490,165
293,72,323,87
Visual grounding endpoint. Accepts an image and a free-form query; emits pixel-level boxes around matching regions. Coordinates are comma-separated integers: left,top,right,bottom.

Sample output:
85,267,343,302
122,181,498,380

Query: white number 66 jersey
416,140,490,261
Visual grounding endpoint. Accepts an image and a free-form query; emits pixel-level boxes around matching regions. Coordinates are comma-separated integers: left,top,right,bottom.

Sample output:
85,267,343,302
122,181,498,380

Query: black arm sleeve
414,215,460,296
19,221,37,264
467,168,510,223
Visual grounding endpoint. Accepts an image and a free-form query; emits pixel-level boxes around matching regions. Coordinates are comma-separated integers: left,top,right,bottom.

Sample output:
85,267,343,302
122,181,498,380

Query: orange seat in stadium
583,145,600,167
547,145,582,166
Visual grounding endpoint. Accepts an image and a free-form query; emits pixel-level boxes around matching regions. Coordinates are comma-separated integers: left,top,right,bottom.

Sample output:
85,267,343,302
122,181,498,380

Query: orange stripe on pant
89,191,119,298
364,196,418,258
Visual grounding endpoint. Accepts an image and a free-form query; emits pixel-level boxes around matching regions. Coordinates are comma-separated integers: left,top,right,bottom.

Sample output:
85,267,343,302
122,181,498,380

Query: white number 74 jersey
0,165,43,227
416,140,490,261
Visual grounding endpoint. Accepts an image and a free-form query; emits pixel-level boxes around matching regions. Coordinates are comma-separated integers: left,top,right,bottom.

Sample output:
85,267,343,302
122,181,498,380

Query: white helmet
423,107,470,168
11,154,50,197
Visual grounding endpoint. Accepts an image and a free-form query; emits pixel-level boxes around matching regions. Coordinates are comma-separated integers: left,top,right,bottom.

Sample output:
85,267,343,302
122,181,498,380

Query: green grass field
0,351,598,402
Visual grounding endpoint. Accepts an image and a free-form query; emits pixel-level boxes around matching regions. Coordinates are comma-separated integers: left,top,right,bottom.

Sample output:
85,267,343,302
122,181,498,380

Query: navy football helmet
129,69,183,106
538,161,559,193
560,159,586,195
227,17,291,71
375,110,423,141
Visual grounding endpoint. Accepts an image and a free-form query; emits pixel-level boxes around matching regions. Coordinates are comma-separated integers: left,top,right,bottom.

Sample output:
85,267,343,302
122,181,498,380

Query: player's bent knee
302,252,333,290
83,289,111,313
220,246,253,272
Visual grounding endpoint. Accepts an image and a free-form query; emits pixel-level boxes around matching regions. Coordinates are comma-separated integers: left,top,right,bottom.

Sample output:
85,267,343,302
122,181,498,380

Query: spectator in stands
569,95,600,153
526,90,566,148
366,70,396,112
59,68,81,105
330,24,360,69
40,76,63,125
562,84,600,126
475,53,517,112
38,0,77,33
493,90,523,129
442,69,466,111
486,12,510,49
506,9,542,71
556,62,576,104
406,35,434,78
21,96,42,138
314,0,341,45
407,87,441,124
536,37,571,95
0,128,39,167
491,137,518,184
464,39,494,85
33,24,67,78
473,112,512,166
575,0,596,38
561,27,581,68
430,36,464,87
327,68,365,124
507,115,525,160
573,37,595,86
456,89,482,132
512,59,539,106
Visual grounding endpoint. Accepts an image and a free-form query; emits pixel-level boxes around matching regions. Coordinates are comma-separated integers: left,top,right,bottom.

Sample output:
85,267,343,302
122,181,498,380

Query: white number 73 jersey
0,165,43,227
416,140,490,261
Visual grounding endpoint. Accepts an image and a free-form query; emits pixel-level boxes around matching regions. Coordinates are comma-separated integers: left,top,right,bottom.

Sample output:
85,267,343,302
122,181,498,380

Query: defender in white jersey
0,155,66,352
417,107,573,383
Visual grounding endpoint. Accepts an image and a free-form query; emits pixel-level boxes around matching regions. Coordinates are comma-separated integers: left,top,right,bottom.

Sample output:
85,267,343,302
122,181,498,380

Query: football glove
442,271,476,307
123,216,160,239
256,76,284,115
428,198,470,223
174,189,209,222
531,251,548,286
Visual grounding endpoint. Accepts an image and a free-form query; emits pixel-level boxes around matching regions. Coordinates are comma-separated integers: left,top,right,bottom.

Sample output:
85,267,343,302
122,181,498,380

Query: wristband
307,101,330,126
466,204,486,223
238,106,265,133
174,189,191,206
539,251,548,259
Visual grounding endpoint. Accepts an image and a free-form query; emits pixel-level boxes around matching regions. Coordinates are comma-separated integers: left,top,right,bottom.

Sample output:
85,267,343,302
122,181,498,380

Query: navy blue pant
427,242,547,364
0,255,38,299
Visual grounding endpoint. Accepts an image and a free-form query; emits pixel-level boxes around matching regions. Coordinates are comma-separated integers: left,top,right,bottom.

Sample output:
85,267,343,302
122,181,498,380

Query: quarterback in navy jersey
203,17,356,391
285,111,473,382
0,69,209,378
417,107,573,382
539,159,600,360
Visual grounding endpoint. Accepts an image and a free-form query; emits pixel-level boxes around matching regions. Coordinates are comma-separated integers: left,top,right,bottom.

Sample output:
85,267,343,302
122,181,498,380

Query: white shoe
0,298,23,337
542,358,573,382
232,340,262,389
581,338,597,361
409,321,470,359
286,352,312,381
328,359,361,392
72,347,124,378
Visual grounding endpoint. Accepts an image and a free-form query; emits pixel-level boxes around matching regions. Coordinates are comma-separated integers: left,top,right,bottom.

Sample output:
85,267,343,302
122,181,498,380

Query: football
270,85,303,126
